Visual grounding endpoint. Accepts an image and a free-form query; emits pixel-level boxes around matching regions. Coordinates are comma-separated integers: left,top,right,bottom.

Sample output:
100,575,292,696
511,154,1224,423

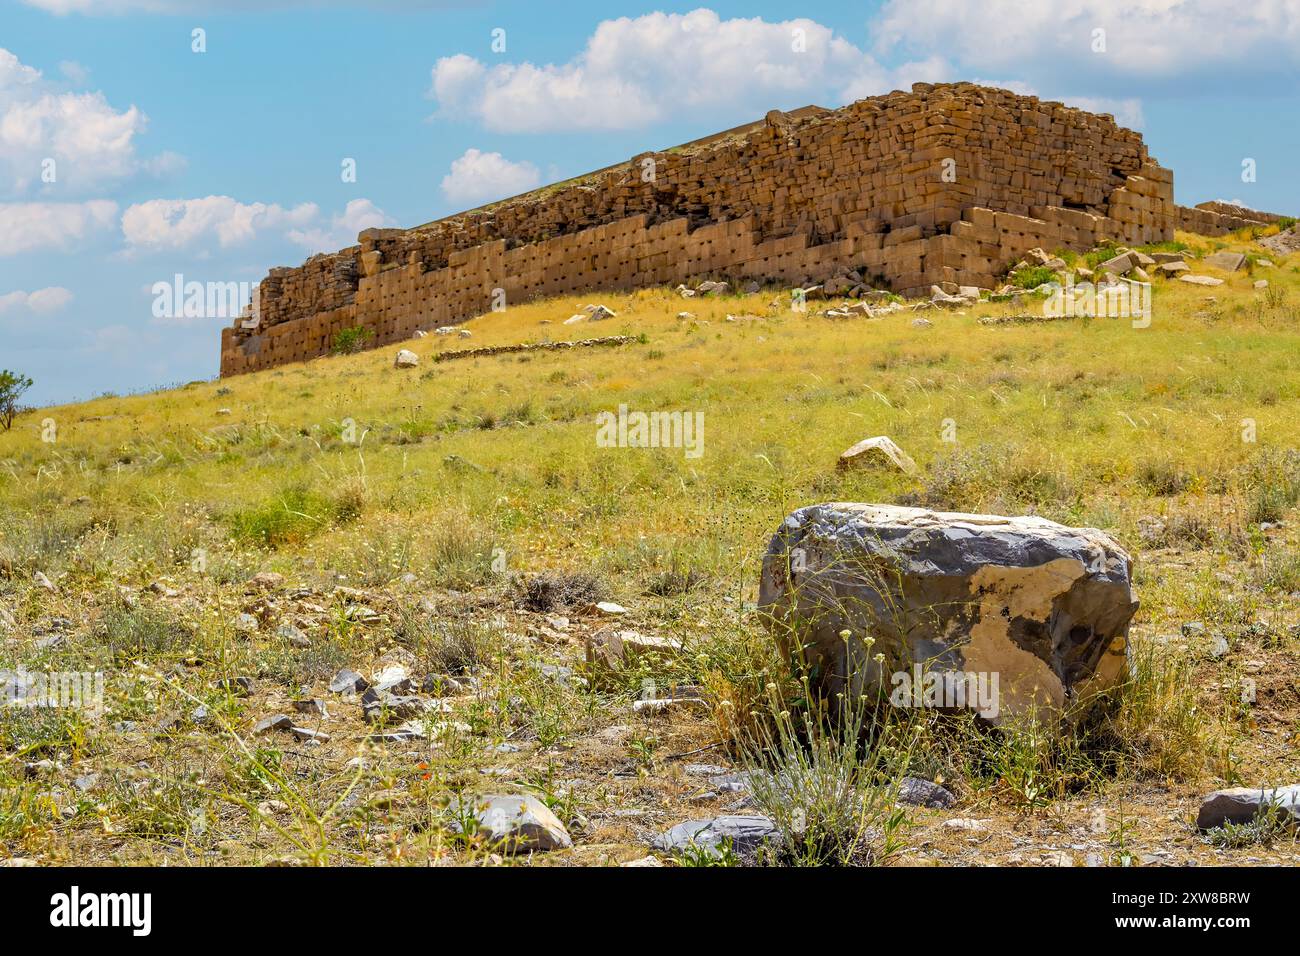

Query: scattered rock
394,349,420,368
451,794,573,852
759,503,1136,721
593,601,628,616
253,714,294,735
585,629,682,674
911,317,933,329
32,571,56,594
632,696,708,715
942,817,990,832
277,623,311,647
329,669,368,694
1178,274,1224,286
293,698,328,717
897,776,957,809
1197,785,1300,831
836,435,917,474
651,815,780,859
248,571,285,590
1202,251,1246,272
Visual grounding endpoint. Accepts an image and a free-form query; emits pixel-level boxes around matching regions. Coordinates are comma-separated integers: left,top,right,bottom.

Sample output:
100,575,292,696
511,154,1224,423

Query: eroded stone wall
1173,201,1291,237
222,81,1179,377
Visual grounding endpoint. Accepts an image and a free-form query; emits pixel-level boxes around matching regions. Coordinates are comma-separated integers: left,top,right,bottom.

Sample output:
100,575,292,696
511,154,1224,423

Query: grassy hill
3,227,1300,866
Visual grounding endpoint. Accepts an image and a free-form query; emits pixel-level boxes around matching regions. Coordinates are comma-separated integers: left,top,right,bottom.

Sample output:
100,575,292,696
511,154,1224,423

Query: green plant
0,369,33,430
332,326,375,355
738,681,914,866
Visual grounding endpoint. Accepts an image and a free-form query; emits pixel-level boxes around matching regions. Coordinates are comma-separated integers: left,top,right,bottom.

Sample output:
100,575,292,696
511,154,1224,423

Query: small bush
1010,265,1057,290
331,326,374,355
101,604,193,660
514,570,605,612
738,686,913,866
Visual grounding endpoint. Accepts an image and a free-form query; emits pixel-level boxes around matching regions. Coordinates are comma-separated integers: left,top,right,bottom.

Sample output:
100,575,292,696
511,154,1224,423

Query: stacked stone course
222,81,1185,377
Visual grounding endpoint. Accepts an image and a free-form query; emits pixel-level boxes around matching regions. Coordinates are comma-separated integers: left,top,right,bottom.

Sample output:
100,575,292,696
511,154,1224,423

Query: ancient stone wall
1173,201,1292,237
222,82,1180,377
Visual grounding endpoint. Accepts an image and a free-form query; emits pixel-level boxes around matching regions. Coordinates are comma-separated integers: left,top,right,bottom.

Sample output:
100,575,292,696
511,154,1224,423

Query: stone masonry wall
1174,201,1292,237
221,82,1179,377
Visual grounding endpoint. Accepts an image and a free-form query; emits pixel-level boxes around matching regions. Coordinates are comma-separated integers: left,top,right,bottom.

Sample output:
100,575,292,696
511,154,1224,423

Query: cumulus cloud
287,198,395,253
120,195,318,251
430,9,937,133
873,0,1300,83
0,47,180,197
439,149,541,205
0,286,74,314
0,199,117,255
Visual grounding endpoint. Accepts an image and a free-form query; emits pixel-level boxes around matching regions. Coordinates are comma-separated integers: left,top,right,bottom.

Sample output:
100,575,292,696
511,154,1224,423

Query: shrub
738,685,914,866
331,326,374,355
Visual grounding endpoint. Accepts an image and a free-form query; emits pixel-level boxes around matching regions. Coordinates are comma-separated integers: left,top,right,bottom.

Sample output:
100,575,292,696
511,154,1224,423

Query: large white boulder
758,504,1136,722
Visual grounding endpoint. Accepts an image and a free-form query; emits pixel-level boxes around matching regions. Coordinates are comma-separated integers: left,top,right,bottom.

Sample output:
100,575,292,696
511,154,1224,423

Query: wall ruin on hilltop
222,82,1183,377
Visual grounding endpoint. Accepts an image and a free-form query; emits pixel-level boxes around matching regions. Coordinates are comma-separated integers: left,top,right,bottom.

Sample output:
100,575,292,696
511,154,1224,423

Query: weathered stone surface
898,776,958,809
220,84,1199,378
1178,274,1224,286
758,504,1136,721
1202,251,1246,272
1099,252,1137,275
836,436,917,474
328,668,368,694
394,349,419,368
1196,785,1300,831
585,629,682,674
651,814,780,858
452,794,573,852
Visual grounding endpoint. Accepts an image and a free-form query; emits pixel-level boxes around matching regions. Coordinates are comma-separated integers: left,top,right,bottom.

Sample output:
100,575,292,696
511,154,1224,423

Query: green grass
1,230,1299,865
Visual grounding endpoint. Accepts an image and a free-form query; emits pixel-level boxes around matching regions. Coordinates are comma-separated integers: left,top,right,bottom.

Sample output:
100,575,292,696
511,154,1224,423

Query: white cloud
0,286,74,315
0,47,178,197
0,199,117,255
121,195,318,251
286,198,395,253
439,149,541,205
430,10,935,133
874,0,1300,81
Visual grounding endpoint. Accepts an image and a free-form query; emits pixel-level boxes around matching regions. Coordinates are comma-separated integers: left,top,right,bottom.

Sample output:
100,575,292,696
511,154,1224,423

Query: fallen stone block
1202,251,1246,272
651,815,780,859
1197,785,1300,831
836,436,917,474
451,794,573,852
758,504,1137,722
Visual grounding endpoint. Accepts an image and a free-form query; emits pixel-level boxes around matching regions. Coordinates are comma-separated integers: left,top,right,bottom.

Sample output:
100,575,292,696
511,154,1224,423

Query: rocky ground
3,225,1300,866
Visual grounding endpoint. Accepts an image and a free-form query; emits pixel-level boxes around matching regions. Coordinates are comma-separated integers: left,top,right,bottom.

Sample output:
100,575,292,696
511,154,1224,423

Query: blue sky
2,0,1298,406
